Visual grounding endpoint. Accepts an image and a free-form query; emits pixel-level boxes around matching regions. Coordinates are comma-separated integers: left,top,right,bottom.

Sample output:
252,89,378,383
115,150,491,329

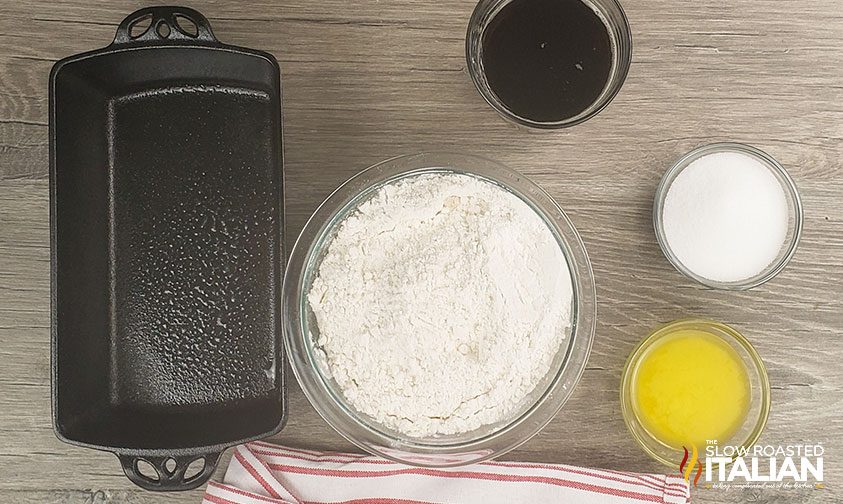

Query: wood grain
1,0,841,502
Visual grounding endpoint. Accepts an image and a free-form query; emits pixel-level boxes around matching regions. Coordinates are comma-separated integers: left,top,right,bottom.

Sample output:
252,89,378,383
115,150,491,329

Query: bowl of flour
283,153,596,466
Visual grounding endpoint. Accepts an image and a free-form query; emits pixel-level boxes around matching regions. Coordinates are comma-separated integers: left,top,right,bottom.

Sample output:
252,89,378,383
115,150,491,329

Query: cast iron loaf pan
49,6,286,491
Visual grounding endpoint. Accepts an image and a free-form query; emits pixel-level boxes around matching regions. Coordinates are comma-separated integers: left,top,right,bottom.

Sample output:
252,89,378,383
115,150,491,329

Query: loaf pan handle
118,451,222,491
113,6,218,45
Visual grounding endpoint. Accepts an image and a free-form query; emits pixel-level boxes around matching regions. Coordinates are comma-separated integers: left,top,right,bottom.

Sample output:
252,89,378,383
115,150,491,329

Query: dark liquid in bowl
481,0,613,123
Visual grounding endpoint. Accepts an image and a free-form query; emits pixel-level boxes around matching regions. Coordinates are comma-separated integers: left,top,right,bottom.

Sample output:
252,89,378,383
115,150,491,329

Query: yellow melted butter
632,329,750,450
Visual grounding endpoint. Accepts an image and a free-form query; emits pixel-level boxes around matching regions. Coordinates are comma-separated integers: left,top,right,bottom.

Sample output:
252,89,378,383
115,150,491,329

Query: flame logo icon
679,445,703,487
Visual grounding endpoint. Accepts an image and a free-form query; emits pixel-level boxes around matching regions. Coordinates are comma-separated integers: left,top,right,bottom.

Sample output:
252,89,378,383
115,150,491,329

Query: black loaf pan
49,6,286,491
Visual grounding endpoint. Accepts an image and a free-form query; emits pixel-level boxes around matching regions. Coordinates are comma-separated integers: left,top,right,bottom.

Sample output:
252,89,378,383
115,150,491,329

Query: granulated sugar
307,172,573,437
662,151,789,283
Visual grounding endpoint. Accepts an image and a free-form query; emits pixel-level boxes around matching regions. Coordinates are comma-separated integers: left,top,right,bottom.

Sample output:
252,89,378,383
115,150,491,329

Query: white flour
307,172,573,437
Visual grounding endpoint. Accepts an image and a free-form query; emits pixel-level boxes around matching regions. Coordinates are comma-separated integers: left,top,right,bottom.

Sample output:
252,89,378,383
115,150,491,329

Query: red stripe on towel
235,450,284,500
266,463,665,503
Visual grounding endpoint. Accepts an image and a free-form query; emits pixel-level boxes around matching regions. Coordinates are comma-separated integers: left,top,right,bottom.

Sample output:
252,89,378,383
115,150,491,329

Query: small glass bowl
465,0,632,129
653,142,803,290
282,152,596,467
620,319,771,467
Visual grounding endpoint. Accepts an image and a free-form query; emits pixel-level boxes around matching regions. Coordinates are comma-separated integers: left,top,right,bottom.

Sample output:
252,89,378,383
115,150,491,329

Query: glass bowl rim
281,151,597,465
653,142,804,290
619,318,771,467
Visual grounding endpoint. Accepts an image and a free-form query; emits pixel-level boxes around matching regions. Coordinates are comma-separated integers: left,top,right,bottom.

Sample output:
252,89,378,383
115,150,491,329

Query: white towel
201,442,690,504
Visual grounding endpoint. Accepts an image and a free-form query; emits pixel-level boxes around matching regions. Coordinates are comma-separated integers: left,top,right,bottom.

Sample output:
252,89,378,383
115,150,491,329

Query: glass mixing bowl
282,152,597,466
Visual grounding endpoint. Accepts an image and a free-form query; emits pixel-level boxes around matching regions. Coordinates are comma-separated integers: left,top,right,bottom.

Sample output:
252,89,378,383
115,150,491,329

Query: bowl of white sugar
282,152,596,466
654,142,803,290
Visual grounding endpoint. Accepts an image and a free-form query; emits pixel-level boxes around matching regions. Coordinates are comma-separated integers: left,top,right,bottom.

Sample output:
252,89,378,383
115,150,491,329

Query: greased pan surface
49,6,285,491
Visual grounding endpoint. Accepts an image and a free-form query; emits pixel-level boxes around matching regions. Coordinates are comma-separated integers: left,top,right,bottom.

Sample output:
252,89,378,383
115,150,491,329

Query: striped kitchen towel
202,442,690,504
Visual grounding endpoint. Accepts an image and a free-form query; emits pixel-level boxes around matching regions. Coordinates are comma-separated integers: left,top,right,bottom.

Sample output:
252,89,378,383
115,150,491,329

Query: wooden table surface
1,0,841,502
